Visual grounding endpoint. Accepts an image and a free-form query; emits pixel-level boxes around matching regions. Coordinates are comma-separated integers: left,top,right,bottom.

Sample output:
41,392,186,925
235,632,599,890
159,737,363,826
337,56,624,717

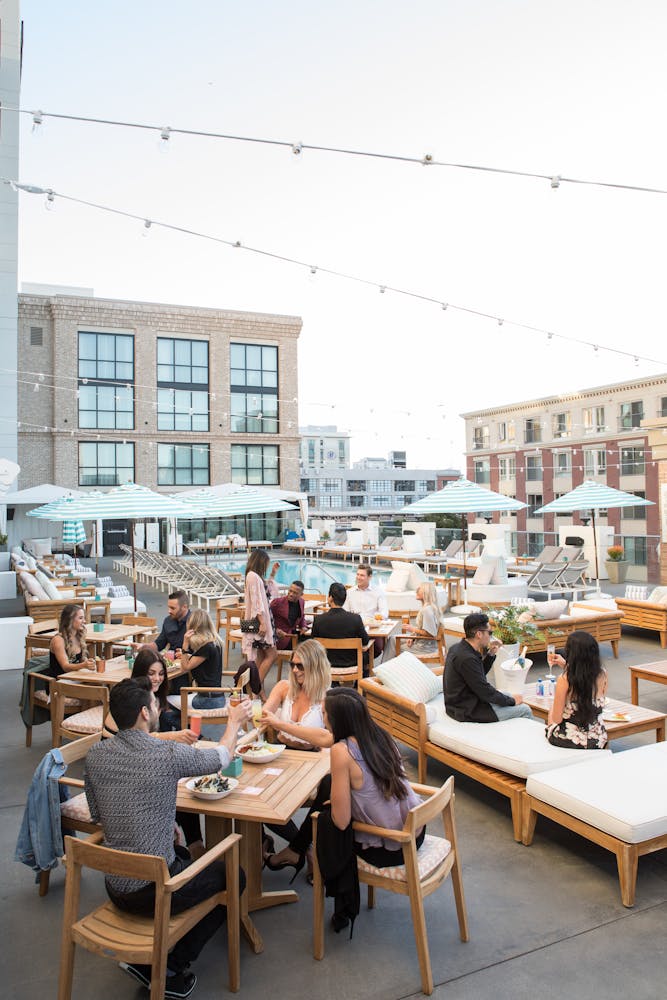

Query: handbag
240,617,260,634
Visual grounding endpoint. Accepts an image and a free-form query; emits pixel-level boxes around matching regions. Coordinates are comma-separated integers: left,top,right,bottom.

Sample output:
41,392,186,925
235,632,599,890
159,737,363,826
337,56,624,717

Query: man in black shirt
444,612,534,723
134,589,191,692
311,581,370,671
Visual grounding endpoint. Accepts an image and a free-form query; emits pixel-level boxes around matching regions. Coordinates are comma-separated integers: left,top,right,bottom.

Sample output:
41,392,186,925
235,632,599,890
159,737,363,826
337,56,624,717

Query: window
554,451,571,476
30,326,43,346
350,495,366,507
622,491,647,520
507,421,516,443
583,406,605,434
157,337,208,385
661,397,667,418
347,479,367,492
497,422,507,443
231,444,279,485
157,444,209,486
524,418,541,444
321,478,342,492
230,343,278,434
300,478,316,492
157,389,209,431
78,441,134,487
527,532,545,556
526,455,542,481
338,440,346,464
584,449,607,476
369,480,391,492
623,536,647,566
394,480,415,491
318,495,343,508
620,400,644,430
307,440,315,465
416,480,435,491
620,447,645,475
552,412,571,439
473,460,490,484
78,332,134,430
473,426,490,450
527,494,543,517
370,496,391,507
498,456,516,480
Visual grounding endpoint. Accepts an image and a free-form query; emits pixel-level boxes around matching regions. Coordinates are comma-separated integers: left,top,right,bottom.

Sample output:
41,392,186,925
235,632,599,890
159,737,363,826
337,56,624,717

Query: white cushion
44,580,63,600
526,743,667,843
386,568,411,593
427,713,611,779
304,529,320,545
471,564,494,585
56,588,76,600
108,597,147,615
357,834,451,882
406,562,428,590
35,569,50,589
375,651,441,703
481,553,508,585
533,599,569,619
20,572,48,599
648,587,667,605
63,706,104,734
61,792,93,823
402,534,423,553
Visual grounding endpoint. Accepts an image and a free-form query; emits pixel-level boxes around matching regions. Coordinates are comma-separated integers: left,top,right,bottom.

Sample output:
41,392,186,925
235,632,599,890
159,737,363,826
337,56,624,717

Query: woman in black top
47,604,96,677
181,609,225,710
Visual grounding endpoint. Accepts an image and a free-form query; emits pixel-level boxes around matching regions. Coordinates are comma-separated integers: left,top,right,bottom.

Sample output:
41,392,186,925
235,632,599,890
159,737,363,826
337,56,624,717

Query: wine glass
545,644,557,687
251,699,263,732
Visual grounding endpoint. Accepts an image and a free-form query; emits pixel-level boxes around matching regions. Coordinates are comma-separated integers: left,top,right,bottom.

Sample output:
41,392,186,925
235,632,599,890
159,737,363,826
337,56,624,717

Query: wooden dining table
77,622,157,658
177,745,331,953
62,654,190,686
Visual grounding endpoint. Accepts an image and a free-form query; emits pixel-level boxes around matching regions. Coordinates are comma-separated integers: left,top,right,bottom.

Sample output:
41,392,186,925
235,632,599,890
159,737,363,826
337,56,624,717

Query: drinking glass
190,715,202,737
546,644,557,683
251,699,263,730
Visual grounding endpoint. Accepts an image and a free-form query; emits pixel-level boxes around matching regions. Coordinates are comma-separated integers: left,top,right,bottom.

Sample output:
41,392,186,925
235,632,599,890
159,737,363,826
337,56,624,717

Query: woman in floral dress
546,631,608,749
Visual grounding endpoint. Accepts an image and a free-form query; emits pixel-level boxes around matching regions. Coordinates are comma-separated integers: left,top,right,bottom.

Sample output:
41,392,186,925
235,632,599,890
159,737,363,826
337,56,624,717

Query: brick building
17,292,302,498
462,374,666,581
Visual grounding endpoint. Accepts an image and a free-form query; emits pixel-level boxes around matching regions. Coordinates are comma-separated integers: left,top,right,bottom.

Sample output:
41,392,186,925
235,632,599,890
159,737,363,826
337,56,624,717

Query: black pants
106,846,246,974
266,775,332,856
355,826,426,866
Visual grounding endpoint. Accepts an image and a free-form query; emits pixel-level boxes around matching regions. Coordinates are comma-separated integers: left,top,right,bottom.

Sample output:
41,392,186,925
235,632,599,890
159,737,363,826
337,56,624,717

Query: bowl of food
237,742,287,764
186,773,238,800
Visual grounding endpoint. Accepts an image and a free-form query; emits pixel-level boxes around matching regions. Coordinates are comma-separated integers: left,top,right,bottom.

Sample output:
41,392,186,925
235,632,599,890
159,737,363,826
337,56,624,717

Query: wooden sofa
614,596,667,648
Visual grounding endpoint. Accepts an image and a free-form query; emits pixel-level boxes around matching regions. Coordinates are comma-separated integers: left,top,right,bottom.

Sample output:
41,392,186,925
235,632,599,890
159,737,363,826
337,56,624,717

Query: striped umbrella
536,480,653,582
62,519,86,547
29,484,194,609
402,478,526,584
173,488,294,562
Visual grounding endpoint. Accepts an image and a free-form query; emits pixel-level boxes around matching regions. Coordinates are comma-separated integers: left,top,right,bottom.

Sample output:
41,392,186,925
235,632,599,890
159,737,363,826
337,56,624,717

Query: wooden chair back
313,636,367,685
396,625,447,669
58,832,241,1000
120,614,157,628
311,776,468,995
179,667,250,729
29,618,59,635
52,680,110,748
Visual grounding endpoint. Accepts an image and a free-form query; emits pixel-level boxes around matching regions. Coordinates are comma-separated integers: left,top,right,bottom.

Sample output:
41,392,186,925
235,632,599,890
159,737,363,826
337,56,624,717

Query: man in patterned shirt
85,677,251,999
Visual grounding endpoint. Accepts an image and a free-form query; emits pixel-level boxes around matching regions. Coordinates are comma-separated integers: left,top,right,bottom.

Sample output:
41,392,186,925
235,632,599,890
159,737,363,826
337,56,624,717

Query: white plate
186,775,239,800
237,742,287,764
601,712,631,723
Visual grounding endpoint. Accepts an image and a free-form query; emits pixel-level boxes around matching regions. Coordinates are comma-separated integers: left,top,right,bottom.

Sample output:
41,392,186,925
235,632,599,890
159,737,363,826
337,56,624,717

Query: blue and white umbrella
174,488,294,562
536,480,653,582
62,519,86,547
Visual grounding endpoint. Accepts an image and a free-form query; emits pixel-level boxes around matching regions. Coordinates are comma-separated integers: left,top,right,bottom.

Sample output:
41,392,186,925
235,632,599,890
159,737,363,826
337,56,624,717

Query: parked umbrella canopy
401,478,526,588
174,488,295,562
62,519,86,546
535,479,653,583
29,484,194,610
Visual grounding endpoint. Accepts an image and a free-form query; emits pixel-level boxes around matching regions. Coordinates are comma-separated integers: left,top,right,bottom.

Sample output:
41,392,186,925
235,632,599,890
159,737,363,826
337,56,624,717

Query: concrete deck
3,559,667,999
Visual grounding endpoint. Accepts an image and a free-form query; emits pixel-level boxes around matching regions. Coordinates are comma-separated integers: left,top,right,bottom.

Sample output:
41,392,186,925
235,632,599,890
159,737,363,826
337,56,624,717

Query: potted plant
605,545,628,584
0,532,7,552
484,604,544,692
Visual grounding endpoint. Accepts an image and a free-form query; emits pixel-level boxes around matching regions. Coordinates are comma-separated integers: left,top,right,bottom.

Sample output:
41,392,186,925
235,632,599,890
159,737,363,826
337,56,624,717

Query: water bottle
536,678,544,697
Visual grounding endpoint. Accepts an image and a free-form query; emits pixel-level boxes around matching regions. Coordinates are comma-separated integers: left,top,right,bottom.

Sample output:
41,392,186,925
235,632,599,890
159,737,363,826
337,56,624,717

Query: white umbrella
535,480,653,585
175,488,294,563
402,477,526,587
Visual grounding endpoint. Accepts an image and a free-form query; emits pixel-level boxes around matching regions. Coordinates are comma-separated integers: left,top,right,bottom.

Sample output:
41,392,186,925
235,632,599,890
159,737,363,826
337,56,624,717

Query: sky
12,0,667,470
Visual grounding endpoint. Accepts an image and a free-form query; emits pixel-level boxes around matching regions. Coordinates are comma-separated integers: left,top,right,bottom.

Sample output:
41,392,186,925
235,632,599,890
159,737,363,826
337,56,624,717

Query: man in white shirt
343,563,388,618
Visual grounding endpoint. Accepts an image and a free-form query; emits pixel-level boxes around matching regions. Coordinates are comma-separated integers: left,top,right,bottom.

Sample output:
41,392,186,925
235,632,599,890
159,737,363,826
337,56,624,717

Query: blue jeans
491,699,535,721
192,693,226,711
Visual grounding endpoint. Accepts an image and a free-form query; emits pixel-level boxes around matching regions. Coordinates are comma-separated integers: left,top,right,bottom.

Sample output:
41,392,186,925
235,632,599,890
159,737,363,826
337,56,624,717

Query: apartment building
17,291,302,497
462,374,666,580
299,427,459,516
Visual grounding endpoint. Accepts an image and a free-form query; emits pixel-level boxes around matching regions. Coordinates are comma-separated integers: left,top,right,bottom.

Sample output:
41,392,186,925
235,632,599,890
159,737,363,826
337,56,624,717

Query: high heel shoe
264,851,306,884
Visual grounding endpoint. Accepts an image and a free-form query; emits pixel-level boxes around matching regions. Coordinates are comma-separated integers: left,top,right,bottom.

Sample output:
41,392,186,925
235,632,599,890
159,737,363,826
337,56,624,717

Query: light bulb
441,303,448,311
291,143,302,156
45,190,55,211
32,110,43,134
379,286,386,294
142,219,152,238
550,175,561,189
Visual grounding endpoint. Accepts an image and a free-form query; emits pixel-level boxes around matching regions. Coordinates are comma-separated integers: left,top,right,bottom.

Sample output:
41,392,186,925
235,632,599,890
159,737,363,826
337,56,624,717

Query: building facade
17,292,302,494
299,427,459,517
462,374,666,580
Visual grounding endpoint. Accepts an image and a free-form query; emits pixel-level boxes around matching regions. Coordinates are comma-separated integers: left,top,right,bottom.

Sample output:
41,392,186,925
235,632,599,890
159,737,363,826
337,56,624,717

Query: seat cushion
526,743,667,843
34,689,82,709
428,713,611,779
357,834,451,882
375,652,441,703
61,792,93,823
63,706,104,734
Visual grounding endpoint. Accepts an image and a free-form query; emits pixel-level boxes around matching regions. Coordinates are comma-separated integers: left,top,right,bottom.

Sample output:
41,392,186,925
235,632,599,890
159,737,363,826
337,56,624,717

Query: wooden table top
177,745,330,825
84,623,152,643
230,619,398,641
61,654,189,686
523,684,666,737
629,660,667,679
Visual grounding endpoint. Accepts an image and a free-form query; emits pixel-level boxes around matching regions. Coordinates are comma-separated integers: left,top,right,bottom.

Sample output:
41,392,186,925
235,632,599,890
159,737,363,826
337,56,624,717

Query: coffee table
524,684,666,742
629,660,667,706
177,745,330,953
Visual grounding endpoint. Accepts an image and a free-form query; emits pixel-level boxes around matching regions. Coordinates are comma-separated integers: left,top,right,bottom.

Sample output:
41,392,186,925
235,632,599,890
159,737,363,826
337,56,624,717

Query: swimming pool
212,557,391,592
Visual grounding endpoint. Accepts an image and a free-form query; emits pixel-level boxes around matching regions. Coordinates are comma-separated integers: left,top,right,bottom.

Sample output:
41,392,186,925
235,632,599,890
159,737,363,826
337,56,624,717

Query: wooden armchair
58,831,241,1000
52,680,110,748
395,625,447,670
216,603,245,669
179,668,250,730
311,776,468,995
313,636,373,686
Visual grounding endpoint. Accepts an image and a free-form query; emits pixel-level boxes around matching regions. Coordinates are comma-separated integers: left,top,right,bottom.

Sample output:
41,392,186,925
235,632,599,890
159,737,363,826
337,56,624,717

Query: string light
5,104,667,198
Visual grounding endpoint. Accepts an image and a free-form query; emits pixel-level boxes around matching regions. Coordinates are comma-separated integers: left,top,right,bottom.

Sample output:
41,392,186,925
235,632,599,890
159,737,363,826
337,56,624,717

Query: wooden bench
615,597,667,648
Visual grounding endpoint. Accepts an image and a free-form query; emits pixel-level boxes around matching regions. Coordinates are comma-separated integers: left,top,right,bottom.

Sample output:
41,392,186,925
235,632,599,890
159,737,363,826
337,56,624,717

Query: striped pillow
375,651,441,703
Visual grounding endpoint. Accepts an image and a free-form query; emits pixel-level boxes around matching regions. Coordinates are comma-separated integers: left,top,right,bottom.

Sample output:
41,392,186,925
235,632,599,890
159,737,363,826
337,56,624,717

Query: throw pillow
533,599,569,619
648,587,667,605
386,567,411,593
406,561,428,590
471,564,495,585
402,533,424,553
109,585,130,598
375,651,442,703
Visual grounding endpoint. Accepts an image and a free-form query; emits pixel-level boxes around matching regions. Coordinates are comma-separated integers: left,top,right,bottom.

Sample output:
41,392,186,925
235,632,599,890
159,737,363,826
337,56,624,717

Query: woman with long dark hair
546,630,608,749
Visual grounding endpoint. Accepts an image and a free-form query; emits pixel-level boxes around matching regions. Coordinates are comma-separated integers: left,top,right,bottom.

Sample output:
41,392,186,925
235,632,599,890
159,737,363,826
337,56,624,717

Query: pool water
212,557,390,592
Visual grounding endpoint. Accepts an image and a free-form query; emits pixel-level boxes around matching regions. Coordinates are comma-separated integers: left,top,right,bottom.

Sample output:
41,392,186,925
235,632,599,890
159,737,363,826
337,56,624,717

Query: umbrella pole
461,514,468,599
204,518,208,565
131,520,138,614
95,521,99,577
591,508,600,592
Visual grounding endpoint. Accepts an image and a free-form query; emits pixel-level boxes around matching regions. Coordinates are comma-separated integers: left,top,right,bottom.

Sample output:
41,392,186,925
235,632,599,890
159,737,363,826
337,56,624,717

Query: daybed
615,589,667,648
522,742,667,906
359,666,609,840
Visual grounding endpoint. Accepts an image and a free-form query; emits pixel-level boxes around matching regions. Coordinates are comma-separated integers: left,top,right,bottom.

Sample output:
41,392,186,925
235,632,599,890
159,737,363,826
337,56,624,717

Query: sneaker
164,972,197,999
119,962,152,988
